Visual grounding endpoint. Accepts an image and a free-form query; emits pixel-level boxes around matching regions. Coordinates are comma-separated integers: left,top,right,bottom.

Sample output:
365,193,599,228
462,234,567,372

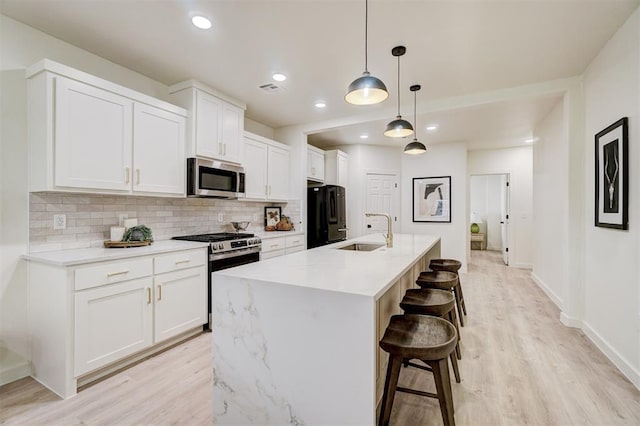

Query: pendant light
384,46,414,138
345,0,389,105
404,84,427,155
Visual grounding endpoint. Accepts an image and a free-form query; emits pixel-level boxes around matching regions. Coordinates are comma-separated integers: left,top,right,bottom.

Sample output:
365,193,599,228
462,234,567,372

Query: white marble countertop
22,240,209,267
214,233,439,299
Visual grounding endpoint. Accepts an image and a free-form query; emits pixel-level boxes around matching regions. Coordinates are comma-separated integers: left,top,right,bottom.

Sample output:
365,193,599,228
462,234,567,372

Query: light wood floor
1,250,639,425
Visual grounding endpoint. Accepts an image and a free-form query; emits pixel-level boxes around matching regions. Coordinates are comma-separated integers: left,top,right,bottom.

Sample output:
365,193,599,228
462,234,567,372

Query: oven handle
209,245,261,261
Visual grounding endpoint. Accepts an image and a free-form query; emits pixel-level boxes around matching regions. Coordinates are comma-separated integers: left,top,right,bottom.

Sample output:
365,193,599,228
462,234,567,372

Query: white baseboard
559,312,582,328
0,348,31,386
530,272,563,309
511,263,532,269
582,321,640,391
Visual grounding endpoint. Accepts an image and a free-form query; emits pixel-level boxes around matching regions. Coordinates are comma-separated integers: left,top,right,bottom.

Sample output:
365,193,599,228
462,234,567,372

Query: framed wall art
595,117,628,230
264,206,282,230
413,176,451,223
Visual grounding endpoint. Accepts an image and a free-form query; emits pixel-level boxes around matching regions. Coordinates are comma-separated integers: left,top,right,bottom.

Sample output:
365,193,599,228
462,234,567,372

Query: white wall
582,7,639,388
401,142,468,271
470,174,503,250
245,118,275,140
468,147,533,268
532,100,568,308
337,145,402,239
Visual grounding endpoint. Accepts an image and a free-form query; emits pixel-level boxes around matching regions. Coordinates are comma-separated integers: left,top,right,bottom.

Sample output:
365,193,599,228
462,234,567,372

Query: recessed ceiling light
360,134,369,139
315,102,326,108
426,124,439,131
273,73,287,82
191,15,212,30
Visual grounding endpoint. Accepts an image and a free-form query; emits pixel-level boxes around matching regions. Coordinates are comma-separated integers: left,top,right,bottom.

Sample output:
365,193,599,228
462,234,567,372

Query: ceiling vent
258,83,283,93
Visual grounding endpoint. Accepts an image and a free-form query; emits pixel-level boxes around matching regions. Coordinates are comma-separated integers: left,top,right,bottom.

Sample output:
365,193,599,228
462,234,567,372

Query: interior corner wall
532,100,569,309
400,142,467,272
582,6,640,388
467,146,533,268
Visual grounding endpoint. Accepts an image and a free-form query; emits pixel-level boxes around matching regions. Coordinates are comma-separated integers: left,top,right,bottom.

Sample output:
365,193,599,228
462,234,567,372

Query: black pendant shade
404,84,427,155
345,0,389,105
384,46,414,138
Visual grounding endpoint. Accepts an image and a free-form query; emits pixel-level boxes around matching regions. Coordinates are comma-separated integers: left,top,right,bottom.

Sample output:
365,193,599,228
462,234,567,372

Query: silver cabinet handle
107,270,129,277
174,259,190,264
125,167,130,184
147,288,151,304
157,284,162,301
136,169,140,185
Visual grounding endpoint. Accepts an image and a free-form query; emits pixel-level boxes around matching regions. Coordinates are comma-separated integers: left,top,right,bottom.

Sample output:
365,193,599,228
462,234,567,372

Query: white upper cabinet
307,145,325,182
133,103,185,195
324,149,349,188
54,76,133,191
243,132,290,202
170,80,246,164
26,59,187,197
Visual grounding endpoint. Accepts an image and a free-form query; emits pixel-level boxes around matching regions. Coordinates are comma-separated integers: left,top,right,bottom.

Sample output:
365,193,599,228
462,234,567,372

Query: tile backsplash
29,193,300,253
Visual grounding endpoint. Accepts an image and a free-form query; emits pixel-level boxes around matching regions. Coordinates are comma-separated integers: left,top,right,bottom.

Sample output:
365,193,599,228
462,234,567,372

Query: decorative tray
104,240,152,248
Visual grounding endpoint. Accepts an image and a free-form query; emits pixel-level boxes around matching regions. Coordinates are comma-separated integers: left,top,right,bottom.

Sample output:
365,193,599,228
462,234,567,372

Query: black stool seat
417,271,458,290
429,258,462,273
378,314,457,426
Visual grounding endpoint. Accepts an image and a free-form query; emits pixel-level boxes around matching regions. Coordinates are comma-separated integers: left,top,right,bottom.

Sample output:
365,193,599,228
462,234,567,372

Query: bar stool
400,288,462,362
379,314,457,426
429,259,467,317
417,270,465,327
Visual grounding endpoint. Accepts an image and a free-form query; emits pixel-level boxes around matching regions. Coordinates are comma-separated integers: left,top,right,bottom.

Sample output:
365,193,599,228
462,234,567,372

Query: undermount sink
337,243,385,252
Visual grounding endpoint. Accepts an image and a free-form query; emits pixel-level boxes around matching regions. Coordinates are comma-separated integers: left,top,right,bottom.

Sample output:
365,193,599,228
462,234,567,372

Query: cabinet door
307,149,325,182
154,267,207,343
195,90,222,159
243,138,268,199
75,277,153,376
267,145,290,200
55,76,132,191
133,103,185,195
220,103,243,164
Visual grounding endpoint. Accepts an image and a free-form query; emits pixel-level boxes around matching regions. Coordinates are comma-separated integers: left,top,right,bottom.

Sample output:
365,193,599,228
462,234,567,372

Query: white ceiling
1,0,638,149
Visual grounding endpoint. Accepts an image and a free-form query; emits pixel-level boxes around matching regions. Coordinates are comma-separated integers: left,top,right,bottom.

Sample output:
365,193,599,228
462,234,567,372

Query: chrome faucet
365,213,393,248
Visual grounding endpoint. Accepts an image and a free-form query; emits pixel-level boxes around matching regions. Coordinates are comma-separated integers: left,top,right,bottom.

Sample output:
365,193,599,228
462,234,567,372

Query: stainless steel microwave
187,158,245,199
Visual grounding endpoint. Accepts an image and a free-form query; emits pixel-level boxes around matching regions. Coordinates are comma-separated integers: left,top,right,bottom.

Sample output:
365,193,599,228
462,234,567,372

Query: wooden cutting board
103,240,152,248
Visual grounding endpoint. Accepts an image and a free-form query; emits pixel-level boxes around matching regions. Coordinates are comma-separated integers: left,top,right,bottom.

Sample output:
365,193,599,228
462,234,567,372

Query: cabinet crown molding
169,79,246,110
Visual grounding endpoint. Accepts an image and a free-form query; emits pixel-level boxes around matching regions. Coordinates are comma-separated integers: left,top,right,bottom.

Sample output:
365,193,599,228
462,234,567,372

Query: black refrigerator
307,185,347,249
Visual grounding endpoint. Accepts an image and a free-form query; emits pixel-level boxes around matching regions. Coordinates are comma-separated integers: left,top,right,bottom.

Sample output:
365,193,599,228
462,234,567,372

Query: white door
500,175,510,265
55,76,132,191
195,90,222,159
243,138,269,199
267,145,290,201
365,173,398,234
75,277,153,376
154,267,207,343
133,103,185,195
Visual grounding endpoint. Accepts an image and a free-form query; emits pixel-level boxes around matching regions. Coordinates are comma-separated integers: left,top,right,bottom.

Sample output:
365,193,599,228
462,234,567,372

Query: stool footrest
396,386,438,399
406,360,432,372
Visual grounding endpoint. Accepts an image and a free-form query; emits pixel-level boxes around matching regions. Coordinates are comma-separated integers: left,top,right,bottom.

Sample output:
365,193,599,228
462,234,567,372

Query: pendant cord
364,0,368,73
397,56,400,115
413,91,417,138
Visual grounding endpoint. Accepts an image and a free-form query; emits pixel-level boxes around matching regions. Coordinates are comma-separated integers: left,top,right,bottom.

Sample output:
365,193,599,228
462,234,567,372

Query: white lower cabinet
28,246,207,398
260,233,305,259
75,277,153,376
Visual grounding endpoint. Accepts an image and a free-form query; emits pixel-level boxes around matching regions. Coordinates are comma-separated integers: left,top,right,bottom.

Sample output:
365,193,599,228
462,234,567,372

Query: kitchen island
211,233,441,425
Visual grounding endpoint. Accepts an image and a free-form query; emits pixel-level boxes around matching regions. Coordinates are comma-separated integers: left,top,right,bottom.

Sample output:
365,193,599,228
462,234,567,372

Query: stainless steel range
172,232,262,330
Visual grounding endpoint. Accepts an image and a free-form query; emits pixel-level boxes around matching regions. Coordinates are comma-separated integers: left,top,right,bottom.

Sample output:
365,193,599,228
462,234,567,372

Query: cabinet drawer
285,246,305,255
261,237,285,253
284,234,304,248
154,249,207,275
75,258,153,291
260,249,285,260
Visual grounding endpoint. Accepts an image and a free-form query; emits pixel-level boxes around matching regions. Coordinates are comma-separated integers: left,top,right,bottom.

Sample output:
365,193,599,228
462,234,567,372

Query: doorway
469,174,510,265
364,173,399,235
